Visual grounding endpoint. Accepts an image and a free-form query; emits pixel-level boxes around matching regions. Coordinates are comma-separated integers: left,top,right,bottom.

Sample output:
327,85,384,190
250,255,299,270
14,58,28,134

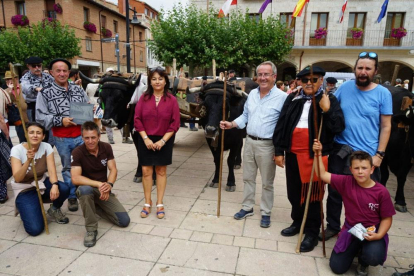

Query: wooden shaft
217,71,227,217
9,63,49,234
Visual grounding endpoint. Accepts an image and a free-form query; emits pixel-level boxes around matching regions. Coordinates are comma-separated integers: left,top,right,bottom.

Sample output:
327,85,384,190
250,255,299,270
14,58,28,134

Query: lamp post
125,0,140,73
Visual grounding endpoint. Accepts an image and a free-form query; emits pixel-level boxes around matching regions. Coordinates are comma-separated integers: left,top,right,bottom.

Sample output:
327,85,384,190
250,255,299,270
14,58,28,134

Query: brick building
0,0,148,76
191,0,414,88
117,0,162,69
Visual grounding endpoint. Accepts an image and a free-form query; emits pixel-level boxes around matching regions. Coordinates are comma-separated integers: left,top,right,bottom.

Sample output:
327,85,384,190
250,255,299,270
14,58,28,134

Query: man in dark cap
20,56,54,122
273,65,344,252
228,70,237,81
322,52,392,261
325,77,338,94
36,58,89,212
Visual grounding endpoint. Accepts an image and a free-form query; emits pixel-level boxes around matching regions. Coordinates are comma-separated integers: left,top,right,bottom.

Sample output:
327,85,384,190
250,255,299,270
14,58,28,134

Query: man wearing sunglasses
322,52,392,243
273,66,344,252
20,57,54,122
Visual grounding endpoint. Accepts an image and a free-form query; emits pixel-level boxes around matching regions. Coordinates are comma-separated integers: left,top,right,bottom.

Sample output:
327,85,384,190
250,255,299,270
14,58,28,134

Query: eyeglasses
30,64,42,68
257,73,274,78
301,77,320,83
358,52,378,60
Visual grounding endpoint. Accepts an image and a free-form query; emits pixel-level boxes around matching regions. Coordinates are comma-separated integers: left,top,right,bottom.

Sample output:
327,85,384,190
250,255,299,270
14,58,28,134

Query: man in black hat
36,58,89,212
325,77,338,94
21,56,54,122
228,70,237,81
273,65,344,252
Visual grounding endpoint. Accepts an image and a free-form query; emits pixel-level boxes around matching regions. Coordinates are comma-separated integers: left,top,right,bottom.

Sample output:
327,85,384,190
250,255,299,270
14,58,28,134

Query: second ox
198,81,248,192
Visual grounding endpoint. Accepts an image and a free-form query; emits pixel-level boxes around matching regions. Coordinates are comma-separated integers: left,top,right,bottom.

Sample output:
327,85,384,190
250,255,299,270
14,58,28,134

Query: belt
248,135,272,141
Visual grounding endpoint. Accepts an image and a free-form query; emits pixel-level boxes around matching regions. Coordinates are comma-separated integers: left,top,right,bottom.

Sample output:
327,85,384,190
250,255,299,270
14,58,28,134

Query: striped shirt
234,85,287,139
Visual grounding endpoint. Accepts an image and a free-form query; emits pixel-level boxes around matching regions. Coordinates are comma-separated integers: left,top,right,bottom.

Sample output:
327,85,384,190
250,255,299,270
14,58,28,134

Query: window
139,31,142,42
85,37,92,52
16,1,26,15
101,15,106,28
113,20,118,33
83,7,89,22
346,13,365,46
45,0,56,19
145,8,148,16
248,13,261,23
310,13,328,46
140,50,143,62
280,13,295,29
155,15,158,20
384,12,405,46
150,11,153,18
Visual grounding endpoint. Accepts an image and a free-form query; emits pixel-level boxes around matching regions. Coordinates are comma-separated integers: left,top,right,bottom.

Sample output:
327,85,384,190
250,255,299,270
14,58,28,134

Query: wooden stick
9,63,49,234
295,64,325,255
217,71,227,217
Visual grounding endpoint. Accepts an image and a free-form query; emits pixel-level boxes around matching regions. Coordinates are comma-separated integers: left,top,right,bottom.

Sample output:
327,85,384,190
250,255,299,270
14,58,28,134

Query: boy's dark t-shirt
71,141,114,182
330,174,396,227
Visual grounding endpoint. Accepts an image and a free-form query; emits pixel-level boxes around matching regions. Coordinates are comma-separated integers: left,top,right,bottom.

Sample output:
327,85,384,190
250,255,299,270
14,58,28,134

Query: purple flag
258,0,272,14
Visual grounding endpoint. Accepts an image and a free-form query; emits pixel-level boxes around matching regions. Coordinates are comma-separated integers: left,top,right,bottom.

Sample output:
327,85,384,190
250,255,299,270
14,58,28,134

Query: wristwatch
52,182,59,186
376,151,385,157
107,182,114,187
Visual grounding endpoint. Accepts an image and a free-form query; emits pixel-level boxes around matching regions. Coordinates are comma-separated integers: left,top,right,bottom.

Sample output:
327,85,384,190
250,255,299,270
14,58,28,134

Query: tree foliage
0,21,81,68
149,4,294,69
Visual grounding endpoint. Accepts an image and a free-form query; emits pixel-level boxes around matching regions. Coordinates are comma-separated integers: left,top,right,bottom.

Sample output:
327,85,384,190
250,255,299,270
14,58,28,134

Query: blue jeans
54,136,84,199
15,177,69,236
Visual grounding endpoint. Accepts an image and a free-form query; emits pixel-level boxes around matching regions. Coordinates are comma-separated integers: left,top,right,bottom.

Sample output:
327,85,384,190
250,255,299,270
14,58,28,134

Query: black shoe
234,209,254,220
393,264,414,276
318,227,339,241
300,235,318,252
356,263,369,276
281,225,300,237
68,198,79,212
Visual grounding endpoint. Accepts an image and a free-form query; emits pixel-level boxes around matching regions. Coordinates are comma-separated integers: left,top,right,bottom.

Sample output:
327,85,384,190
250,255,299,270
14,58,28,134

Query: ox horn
79,71,100,83
188,87,202,94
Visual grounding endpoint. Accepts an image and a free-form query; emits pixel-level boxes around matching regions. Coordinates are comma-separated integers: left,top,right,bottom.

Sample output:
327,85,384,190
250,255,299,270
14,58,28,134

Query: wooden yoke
9,63,49,234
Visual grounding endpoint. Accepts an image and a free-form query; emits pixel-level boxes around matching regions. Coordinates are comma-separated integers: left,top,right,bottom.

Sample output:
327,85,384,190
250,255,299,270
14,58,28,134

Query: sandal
156,204,165,219
141,202,152,218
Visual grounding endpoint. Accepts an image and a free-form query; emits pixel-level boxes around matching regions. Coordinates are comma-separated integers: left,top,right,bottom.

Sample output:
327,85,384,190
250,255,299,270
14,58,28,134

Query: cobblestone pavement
0,127,413,276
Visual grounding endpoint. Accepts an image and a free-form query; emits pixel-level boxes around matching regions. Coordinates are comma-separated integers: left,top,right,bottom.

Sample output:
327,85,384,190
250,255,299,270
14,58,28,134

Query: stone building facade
191,0,414,88
0,0,148,76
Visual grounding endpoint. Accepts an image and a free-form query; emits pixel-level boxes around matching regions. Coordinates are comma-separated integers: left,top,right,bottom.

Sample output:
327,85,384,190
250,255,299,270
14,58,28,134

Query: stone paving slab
60,252,154,276
2,127,414,276
0,243,82,275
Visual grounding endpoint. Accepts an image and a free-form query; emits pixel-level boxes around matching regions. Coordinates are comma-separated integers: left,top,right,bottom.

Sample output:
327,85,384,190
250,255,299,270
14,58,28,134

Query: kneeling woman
134,67,180,219
10,122,70,236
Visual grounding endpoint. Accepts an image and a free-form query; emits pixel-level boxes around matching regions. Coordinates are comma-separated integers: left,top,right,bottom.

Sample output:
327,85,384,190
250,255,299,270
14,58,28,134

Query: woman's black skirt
137,134,175,166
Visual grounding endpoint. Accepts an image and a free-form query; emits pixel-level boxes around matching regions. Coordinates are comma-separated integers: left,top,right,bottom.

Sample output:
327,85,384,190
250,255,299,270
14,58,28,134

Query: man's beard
356,76,372,87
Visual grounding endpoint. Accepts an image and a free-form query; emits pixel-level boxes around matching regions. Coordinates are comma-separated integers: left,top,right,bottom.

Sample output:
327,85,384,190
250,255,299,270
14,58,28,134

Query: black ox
198,81,248,192
380,85,414,213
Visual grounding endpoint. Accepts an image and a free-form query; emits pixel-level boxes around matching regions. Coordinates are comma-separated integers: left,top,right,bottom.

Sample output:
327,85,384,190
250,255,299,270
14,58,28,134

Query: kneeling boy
71,122,130,247
313,140,395,276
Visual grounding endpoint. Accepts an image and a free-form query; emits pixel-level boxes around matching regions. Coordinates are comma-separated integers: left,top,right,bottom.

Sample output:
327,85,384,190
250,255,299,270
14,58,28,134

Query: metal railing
292,29,414,48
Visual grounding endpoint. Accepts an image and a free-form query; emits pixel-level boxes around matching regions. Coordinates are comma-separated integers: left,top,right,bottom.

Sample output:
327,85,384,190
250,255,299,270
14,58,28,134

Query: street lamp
125,0,140,73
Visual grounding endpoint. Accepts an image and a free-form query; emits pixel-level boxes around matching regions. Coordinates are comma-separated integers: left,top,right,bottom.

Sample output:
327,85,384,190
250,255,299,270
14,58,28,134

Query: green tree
149,4,293,70
0,21,81,68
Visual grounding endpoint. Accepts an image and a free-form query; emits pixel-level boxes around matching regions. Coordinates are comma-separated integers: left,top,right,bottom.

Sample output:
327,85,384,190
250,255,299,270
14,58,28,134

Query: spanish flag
292,0,309,18
218,0,237,18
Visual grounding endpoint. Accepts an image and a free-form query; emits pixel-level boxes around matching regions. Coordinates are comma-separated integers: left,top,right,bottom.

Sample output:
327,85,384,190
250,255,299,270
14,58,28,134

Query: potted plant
391,27,407,39
350,27,363,39
84,21,97,33
101,27,112,38
314,27,327,39
53,3,63,14
11,15,29,26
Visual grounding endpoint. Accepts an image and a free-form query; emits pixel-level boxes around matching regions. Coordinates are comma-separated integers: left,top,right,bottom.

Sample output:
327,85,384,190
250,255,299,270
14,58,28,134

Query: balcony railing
292,29,414,48
43,10,57,19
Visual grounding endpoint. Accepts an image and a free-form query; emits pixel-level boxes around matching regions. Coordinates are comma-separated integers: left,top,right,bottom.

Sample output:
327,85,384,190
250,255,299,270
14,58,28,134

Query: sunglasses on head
301,77,320,83
30,64,42,68
150,66,165,72
358,52,378,60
